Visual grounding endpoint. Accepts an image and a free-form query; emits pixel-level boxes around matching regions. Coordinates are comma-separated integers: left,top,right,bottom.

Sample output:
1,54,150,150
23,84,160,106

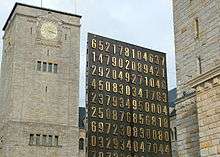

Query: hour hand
48,30,56,34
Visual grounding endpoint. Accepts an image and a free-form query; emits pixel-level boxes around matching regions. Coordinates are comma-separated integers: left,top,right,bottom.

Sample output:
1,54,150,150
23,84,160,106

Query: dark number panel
86,33,172,157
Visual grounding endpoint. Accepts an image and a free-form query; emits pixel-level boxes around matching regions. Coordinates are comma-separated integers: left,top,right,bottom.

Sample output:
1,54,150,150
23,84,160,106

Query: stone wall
188,66,220,157
172,0,220,156
0,3,81,157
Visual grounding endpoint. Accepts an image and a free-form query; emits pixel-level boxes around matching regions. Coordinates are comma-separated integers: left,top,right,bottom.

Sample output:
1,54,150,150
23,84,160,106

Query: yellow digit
132,100,137,110
126,112,131,122
98,136,104,148
140,141,145,152
118,84,124,95
119,97,124,108
118,58,123,68
152,116,157,126
158,130,163,141
91,39,97,48
113,83,118,93
137,51,142,60
125,72,130,82
112,110,118,120
149,65,154,75
98,80,104,90
98,108,104,118
98,122,104,133
98,67,104,76
133,113,138,123
98,40,104,50
112,57,117,66
151,103,156,113
149,54,154,63
131,61,136,71
91,79,96,89
137,63,142,72
139,128,145,138
133,127,138,137
91,121,96,132
164,131,170,141
133,141,139,152
139,114,144,124
126,126,132,137
106,81,111,92
124,47,130,57
112,96,117,107
91,135,96,146
153,130,157,140
105,42,110,52
143,52,148,61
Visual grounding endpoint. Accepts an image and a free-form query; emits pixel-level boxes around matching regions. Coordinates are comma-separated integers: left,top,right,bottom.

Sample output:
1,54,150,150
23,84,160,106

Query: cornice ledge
186,65,220,89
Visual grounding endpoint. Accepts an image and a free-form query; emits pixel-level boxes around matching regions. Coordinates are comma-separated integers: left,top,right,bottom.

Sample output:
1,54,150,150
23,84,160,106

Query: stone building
172,0,220,156
0,3,81,157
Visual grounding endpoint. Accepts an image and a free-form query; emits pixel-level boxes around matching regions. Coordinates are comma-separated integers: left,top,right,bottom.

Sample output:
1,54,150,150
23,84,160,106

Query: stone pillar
188,66,220,157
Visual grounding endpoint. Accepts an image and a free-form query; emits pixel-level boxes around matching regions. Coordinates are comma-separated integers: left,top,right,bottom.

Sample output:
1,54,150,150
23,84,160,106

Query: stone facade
188,66,220,157
170,108,178,157
0,3,81,157
172,0,220,156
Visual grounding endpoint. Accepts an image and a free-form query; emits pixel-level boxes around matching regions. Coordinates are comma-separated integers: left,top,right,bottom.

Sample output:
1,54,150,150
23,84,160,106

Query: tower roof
3,2,81,31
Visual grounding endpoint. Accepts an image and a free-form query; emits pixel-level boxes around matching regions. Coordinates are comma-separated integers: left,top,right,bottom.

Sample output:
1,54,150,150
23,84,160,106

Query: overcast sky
0,0,176,106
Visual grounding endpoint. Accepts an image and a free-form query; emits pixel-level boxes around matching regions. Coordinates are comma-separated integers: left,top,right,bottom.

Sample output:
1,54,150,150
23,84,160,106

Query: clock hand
48,30,56,34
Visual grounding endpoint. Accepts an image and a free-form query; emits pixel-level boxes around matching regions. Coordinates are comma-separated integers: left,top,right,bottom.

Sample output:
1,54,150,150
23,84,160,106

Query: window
48,135,52,146
29,134,60,147
29,134,35,145
36,134,40,145
36,61,58,74
37,61,41,71
48,63,52,72
42,135,47,146
174,127,177,141
43,62,47,72
170,129,174,141
194,17,200,39
54,136,59,146
197,56,202,74
79,138,84,150
54,64,58,73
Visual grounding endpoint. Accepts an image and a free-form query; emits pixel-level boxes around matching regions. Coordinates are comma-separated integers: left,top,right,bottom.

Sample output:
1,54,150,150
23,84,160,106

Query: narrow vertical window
79,138,84,150
37,61,41,71
48,63,52,72
53,64,58,73
54,136,59,146
43,62,47,72
29,134,35,145
197,56,202,74
42,135,47,146
48,135,52,146
194,17,200,39
36,134,40,145
47,50,50,56
174,127,177,141
65,34,67,40
30,27,33,34
170,130,174,141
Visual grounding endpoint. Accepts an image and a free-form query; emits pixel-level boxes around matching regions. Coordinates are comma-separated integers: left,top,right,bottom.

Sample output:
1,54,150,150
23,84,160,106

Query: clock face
40,22,58,40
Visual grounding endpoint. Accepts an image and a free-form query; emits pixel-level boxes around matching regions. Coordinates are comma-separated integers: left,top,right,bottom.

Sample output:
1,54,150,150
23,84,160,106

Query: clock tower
0,3,81,157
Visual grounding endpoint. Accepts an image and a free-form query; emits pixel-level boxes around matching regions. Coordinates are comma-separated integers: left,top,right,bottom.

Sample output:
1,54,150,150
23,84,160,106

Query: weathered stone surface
0,3,81,157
